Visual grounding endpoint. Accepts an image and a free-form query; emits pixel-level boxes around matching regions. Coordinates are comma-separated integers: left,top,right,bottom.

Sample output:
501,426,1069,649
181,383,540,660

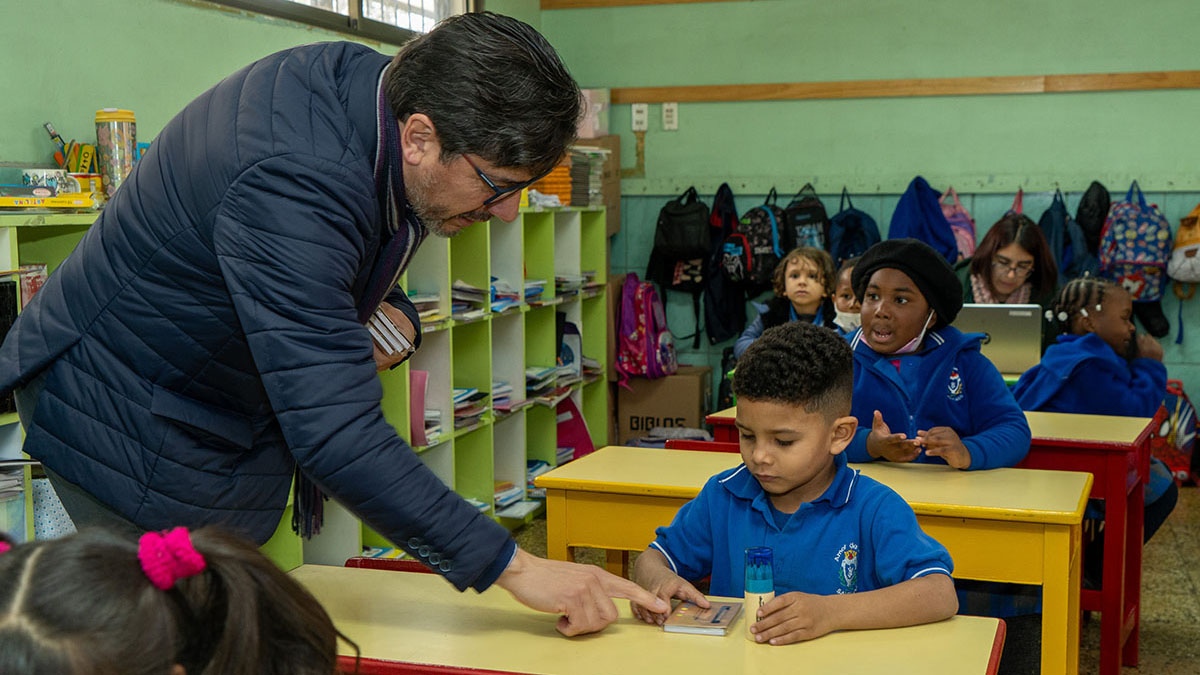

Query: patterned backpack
782,183,830,251
1098,181,1172,302
614,273,677,386
939,187,976,261
724,188,784,294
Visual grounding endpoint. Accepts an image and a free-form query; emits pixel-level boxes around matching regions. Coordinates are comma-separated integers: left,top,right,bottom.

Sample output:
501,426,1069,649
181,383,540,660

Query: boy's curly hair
733,322,852,419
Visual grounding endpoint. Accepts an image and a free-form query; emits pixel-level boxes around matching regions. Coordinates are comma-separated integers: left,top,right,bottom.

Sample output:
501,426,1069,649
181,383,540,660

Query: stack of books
534,385,572,408
523,279,546,302
581,270,602,293
525,460,553,499
528,165,572,206
407,291,444,324
582,356,603,382
450,280,488,321
555,363,581,387
422,409,442,446
569,146,610,208
493,481,524,510
525,366,556,400
464,497,491,514
490,277,521,313
492,381,513,414
556,446,575,464
555,274,585,297
452,388,488,429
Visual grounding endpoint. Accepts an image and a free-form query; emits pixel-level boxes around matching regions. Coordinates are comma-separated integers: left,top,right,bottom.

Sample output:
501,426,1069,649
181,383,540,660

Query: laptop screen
952,304,1043,376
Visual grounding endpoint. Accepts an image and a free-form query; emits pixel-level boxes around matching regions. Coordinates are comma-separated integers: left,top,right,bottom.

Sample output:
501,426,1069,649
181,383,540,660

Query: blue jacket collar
719,452,860,516
849,325,982,360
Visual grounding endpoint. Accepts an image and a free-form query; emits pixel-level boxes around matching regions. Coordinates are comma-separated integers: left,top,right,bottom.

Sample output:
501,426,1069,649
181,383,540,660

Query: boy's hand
631,568,710,625
917,426,971,469
749,591,835,644
1136,333,1164,362
866,410,922,463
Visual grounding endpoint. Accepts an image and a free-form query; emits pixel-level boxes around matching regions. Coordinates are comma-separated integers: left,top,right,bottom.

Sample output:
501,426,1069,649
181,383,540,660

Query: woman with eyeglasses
954,212,1060,349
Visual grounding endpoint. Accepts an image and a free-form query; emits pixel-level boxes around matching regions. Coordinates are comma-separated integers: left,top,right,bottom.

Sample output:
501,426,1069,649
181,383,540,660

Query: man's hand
917,426,971,469
749,591,836,645
494,548,669,636
630,563,709,626
866,410,921,463
371,301,417,372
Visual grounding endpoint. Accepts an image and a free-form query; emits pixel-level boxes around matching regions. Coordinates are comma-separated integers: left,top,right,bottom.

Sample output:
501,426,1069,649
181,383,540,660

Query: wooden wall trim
541,0,738,8
609,70,1200,104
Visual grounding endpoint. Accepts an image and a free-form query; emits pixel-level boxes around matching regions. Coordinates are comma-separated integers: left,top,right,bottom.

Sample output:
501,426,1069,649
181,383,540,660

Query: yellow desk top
537,446,1091,525
1024,410,1153,446
711,406,1152,447
292,564,1003,675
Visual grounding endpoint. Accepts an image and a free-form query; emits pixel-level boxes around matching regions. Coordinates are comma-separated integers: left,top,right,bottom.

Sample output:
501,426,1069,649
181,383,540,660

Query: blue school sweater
1011,333,1167,418
845,326,1031,470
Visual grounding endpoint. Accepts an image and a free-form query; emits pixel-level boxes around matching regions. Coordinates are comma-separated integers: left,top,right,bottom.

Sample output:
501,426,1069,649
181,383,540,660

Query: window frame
211,0,472,45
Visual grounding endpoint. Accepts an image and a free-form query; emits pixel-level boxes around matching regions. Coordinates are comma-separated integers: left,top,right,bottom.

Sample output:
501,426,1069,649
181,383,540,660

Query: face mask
892,311,934,355
834,309,861,333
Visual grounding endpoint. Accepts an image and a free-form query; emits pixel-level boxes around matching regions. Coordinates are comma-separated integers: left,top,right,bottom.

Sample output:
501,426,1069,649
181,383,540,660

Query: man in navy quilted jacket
0,12,665,633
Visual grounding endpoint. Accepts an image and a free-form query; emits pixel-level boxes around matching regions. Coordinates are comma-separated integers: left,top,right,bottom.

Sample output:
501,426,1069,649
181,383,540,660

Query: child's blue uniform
1013,331,1175,523
1011,333,1167,418
649,452,953,597
844,326,1031,470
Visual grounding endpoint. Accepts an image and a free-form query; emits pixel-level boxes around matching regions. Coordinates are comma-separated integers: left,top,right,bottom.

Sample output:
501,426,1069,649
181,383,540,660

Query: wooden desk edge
535,479,701,499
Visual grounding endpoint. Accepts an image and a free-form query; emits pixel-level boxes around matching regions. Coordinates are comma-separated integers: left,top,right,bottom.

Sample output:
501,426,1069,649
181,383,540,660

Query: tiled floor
513,485,1200,674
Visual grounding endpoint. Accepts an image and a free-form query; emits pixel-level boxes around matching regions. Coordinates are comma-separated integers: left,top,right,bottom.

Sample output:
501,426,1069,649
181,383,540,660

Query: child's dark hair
0,526,356,675
772,247,836,297
836,256,861,279
733,322,852,419
1046,276,1115,337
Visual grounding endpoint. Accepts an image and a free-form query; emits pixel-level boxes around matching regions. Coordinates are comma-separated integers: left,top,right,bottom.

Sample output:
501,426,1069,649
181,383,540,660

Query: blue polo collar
719,451,859,511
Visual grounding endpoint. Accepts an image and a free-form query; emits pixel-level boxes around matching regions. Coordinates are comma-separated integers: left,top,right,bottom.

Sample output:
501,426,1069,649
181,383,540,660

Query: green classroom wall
487,0,1200,404
0,0,405,165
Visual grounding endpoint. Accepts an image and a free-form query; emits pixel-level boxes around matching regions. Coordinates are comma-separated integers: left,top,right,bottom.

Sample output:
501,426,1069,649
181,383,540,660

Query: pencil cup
95,108,137,199
744,546,774,641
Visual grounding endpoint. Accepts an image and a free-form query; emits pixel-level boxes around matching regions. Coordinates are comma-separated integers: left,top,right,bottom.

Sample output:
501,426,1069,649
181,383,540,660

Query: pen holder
95,108,136,199
744,546,774,641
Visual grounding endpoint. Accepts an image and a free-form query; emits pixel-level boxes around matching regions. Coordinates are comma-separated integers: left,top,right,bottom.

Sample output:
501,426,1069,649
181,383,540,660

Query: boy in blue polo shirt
631,322,957,645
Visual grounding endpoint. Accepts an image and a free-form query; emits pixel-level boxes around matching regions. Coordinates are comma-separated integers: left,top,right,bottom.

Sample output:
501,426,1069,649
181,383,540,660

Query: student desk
290,564,1006,675
706,405,738,442
1020,410,1158,675
535,446,1090,675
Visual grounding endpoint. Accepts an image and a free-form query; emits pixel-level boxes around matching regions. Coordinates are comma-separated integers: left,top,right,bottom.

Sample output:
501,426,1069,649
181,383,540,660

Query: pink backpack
939,186,976,261
615,273,677,386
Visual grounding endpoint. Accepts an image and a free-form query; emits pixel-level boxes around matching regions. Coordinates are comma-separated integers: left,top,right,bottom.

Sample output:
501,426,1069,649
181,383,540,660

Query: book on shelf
534,386,572,408
409,370,431,446
493,481,524,508
555,446,575,464
496,500,541,519
490,277,521,313
523,279,546,301
662,601,742,636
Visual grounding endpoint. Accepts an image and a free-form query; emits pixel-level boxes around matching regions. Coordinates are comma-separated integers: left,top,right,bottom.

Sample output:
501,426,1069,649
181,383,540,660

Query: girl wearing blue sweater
1012,277,1177,543
844,239,1031,470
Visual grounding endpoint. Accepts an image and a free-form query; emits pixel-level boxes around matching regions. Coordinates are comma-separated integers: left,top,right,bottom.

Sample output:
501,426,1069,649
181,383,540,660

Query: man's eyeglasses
463,155,551,207
992,257,1035,277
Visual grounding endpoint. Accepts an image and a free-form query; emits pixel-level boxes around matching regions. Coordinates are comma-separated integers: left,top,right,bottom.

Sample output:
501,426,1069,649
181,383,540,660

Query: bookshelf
0,212,96,543
303,206,610,567
0,207,609,568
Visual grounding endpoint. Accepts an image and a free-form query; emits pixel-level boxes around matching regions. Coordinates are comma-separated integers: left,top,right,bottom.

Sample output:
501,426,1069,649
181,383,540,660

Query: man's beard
408,170,489,238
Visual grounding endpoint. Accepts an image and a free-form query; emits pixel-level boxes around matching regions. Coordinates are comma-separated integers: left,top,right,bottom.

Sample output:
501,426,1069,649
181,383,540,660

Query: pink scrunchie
138,527,207,590
0,541,10,555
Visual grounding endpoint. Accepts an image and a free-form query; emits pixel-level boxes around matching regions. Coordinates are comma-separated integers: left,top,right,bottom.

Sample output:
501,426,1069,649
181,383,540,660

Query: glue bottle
744,546,774,641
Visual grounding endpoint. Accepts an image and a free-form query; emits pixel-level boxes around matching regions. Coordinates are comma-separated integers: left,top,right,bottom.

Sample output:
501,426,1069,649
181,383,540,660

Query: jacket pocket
150,385,254,451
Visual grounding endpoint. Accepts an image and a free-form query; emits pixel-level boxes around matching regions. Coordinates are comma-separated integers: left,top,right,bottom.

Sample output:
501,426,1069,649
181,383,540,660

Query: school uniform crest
835,543,859,594
947,367,964,401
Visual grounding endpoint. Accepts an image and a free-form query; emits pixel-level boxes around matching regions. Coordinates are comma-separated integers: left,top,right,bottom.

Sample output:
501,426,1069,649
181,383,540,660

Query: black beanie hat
851,238,964,328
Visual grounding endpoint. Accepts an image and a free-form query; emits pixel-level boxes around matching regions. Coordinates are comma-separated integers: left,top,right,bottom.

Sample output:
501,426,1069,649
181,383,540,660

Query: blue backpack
1038,189,1098,285
1099,181,1172,303
828,188,881,267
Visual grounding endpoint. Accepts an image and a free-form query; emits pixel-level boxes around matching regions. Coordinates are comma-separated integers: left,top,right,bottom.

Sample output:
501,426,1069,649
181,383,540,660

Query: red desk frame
1017,410,1160,675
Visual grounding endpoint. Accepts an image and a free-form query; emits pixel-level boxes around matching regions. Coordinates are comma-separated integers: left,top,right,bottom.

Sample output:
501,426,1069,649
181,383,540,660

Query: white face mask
834,309,861,333
892,311,934,355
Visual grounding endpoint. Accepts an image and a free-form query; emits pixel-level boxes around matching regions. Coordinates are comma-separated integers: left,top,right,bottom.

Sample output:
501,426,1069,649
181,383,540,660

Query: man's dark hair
733,322,853,419
385,11,583,177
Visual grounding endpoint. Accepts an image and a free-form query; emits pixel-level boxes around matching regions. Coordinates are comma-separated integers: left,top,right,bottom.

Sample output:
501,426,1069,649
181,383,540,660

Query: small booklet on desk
662,601,741,636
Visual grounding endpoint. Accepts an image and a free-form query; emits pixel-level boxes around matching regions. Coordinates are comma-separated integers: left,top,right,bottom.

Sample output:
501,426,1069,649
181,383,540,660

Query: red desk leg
1123,446,1146,667
1098,451,1128,675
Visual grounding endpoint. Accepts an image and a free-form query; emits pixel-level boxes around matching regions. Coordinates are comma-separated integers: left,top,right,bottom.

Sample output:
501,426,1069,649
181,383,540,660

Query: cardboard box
616,365,713,444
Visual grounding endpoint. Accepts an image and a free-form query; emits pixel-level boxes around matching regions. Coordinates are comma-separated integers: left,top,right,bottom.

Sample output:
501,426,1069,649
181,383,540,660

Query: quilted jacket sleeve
213,154,511,591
